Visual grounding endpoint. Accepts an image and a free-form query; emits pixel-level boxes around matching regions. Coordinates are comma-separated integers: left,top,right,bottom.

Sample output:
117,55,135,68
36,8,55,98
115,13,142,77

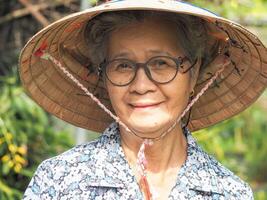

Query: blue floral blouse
23,122,253,199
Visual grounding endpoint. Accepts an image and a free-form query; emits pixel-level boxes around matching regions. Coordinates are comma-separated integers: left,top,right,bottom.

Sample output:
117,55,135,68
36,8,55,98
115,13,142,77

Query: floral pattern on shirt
23,122,253,200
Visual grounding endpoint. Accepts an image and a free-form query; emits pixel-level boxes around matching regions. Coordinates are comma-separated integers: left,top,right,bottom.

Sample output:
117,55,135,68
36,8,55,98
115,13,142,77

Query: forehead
107,18,183,58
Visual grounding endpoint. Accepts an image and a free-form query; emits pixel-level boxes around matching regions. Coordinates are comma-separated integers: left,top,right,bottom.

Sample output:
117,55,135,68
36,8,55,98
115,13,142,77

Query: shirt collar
178,128,224,196
86,122,224,196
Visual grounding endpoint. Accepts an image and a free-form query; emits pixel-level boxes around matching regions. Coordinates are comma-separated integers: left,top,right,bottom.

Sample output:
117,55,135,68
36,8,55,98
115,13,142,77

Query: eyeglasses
99,55,197,86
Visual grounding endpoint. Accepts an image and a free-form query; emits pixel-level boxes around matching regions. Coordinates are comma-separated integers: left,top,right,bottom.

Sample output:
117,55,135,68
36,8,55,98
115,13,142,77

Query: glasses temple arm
182,58,198,73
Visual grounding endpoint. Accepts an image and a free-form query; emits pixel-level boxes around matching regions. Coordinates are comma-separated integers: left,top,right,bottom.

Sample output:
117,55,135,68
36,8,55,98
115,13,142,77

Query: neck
120,124,187,173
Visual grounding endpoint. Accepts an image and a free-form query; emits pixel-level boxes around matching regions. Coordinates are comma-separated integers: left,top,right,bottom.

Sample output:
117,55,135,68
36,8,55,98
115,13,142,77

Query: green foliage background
0,73,74,199
0,0,267,199
194,97,267,200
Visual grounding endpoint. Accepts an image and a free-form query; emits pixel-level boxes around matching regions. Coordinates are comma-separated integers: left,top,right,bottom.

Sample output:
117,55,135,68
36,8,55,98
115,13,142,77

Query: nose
128,66,157,94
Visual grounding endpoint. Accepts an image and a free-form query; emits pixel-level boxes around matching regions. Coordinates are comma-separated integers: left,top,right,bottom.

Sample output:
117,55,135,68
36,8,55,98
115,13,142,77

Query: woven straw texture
19,0,267,133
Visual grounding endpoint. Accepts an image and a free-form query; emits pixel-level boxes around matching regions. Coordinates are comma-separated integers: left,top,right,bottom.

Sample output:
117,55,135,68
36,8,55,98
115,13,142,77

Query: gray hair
85,10,219,75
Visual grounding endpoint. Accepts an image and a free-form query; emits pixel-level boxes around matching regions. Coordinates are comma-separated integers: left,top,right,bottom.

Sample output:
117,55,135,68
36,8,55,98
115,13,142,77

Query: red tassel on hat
34,40,47,57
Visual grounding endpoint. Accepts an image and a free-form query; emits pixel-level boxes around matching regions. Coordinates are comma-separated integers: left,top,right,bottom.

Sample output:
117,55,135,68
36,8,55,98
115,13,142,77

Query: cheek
167,90,189,114
106,84,127,115
164,76,191,111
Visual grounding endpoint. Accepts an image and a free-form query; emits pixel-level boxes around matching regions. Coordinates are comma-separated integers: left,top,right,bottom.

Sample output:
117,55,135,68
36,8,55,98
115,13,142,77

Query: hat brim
19,0,267,132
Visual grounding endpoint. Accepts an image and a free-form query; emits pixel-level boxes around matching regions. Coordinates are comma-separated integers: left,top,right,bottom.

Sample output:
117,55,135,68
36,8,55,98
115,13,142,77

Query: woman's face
106,18,199,137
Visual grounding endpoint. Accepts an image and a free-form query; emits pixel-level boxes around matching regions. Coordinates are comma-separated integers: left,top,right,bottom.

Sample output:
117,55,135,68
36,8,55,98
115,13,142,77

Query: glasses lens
105,59,135,85
147,56,178,83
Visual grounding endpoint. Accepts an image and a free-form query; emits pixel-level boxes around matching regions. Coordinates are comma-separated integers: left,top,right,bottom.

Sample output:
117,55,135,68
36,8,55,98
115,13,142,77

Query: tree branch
0,0,77,26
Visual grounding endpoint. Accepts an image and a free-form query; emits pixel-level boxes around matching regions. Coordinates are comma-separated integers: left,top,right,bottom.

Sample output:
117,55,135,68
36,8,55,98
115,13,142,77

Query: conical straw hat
19,0,267,132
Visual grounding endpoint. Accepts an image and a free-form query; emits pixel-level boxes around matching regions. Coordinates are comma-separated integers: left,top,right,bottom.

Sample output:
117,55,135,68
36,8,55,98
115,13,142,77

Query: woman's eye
157,60,167,65
116,63,133,71
118,63,129,68
152,59,169,67
154,59,165,64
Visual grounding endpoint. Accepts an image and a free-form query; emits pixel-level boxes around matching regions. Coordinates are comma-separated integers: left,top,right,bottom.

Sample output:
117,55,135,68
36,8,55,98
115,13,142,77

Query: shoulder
184,129,253,199
202,149,254,199
34,122,120,172
39,137,101,169
44,136,103,165
23,133,116,199
23,123,122,199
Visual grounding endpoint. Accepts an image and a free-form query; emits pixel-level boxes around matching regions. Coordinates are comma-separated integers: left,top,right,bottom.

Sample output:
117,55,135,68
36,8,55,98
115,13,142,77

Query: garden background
0,0,267,199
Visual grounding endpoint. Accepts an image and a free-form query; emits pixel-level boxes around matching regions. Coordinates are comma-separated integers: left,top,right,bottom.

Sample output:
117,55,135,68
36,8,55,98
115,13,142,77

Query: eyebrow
148,50,172,56
111,52,129,60
110,50,173,60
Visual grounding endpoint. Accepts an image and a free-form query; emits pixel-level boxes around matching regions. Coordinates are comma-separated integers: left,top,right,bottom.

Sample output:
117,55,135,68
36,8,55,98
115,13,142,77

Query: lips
129,102,162,109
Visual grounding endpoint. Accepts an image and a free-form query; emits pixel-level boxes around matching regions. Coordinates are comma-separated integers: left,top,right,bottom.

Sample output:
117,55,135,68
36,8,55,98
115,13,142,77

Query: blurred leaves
189,0,267,25
0,0,266,199
0,74,74,200
194,93,267,199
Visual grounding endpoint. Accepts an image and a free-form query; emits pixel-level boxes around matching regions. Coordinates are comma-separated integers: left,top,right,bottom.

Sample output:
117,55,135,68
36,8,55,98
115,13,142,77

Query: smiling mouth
130,102,162,109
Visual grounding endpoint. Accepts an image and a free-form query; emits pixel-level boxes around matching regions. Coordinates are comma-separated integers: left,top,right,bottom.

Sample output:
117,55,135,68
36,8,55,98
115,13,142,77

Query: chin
126,114,172,135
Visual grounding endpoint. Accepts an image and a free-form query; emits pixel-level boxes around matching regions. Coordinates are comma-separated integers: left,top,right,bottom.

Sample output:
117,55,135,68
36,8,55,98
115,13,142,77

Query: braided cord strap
41,53,131,133
135,60,228,200
38,52,227,200
40,51,227,141
137,139,153,200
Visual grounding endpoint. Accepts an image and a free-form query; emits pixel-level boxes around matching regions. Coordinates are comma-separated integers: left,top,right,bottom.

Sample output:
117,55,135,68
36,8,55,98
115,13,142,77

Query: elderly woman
20,0,267,199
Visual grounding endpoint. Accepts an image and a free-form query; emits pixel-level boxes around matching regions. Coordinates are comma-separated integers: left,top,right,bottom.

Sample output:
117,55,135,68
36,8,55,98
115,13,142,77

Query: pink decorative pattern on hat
65,22,84,33
33,39,48,57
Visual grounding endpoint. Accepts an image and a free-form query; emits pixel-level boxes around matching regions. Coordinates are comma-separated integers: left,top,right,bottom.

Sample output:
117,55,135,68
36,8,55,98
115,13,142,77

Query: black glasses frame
98,55,197,87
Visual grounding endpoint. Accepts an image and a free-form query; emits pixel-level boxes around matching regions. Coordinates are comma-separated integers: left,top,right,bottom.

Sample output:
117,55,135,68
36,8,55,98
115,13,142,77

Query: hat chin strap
38,50,226,140
134,63,227,200
37,52,227,200
129,61,226,141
